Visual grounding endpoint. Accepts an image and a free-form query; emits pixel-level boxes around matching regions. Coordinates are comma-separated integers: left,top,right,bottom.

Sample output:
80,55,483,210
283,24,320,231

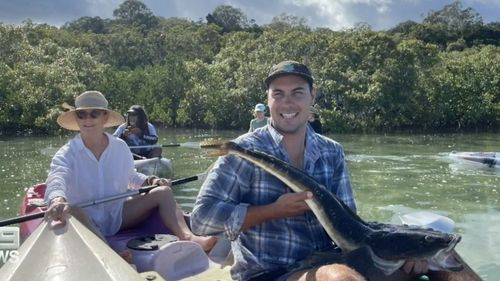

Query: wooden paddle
0,172,210,227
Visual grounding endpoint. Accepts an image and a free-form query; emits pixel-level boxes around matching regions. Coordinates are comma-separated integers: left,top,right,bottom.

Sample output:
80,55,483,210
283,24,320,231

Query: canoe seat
127,234,209,281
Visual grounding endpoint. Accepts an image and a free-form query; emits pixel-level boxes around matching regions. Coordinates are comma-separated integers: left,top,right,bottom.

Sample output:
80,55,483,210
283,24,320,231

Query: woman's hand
146,176,172,187
129,127,142,135
152,177,171,186
124,126,141,137
45,196,69,223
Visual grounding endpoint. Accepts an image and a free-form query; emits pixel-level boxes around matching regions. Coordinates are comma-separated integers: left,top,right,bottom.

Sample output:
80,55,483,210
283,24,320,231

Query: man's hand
242,191,313,231
402,259,429,276
273,191,312,218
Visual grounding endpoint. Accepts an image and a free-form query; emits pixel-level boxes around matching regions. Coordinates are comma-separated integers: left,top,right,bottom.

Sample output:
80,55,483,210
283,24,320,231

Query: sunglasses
76,110,106,119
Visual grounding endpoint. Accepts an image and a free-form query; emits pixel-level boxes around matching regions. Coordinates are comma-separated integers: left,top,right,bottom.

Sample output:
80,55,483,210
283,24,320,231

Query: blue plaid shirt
191,125,356,281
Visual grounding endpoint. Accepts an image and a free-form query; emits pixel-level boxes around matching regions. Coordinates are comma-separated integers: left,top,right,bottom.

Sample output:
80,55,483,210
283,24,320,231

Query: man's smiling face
267,75,315,136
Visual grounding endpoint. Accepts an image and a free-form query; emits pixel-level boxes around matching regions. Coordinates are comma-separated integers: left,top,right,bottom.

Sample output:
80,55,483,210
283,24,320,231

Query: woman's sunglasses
76,110,106,119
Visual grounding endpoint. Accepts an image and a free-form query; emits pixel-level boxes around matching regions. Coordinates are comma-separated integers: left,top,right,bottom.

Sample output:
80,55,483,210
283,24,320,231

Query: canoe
134,157,173,177
449,151,499,169
0,217,148,280
11,183,232,281
11,184,482,281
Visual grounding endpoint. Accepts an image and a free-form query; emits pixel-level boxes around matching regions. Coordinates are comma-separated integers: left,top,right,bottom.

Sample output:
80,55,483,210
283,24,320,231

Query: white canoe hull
134,157,173,177
0,218,144,281
12,183,232,281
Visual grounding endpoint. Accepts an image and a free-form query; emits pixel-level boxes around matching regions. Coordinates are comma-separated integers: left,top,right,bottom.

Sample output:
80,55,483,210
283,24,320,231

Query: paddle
0,172,209,227
128,139,226,150
131,152,147,160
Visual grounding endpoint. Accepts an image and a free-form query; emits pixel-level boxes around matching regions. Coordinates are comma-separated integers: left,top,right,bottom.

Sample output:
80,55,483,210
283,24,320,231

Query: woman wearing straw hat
44,91,217,256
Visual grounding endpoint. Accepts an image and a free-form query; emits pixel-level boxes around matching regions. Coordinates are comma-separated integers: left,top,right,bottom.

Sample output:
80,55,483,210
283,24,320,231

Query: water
0,130,498,279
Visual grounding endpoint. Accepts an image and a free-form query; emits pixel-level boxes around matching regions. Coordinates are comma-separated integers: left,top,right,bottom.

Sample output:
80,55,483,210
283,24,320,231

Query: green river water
0,129,498,280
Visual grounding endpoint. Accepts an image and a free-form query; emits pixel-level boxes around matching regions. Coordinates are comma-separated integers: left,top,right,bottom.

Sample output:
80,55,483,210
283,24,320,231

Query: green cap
265,60,313,88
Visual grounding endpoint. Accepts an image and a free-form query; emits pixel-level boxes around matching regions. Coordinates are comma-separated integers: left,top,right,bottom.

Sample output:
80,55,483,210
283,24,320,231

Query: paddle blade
199,138,227,149
201,142,231,158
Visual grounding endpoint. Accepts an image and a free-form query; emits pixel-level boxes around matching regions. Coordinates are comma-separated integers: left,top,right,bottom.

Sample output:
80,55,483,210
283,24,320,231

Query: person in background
190,61,428,281
113,105,162,159
45,91,217,259
308,106,323,134
248,103,269,132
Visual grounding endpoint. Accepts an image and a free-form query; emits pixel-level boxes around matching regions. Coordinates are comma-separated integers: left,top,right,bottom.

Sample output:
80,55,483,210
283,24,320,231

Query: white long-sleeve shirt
45,132,148,236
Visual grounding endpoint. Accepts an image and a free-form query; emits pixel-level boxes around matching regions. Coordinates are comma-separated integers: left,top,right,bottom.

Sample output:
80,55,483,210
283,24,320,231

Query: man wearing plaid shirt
191,61,427,281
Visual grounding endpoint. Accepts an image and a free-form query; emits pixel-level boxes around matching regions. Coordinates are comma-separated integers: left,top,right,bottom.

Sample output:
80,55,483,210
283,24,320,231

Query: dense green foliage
0,0,498,134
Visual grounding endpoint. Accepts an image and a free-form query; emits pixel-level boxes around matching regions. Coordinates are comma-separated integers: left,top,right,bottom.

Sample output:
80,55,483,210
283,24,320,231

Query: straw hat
57,91,125,131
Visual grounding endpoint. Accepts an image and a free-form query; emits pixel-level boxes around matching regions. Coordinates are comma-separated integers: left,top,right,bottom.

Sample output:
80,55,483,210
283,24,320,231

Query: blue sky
0,0,498,30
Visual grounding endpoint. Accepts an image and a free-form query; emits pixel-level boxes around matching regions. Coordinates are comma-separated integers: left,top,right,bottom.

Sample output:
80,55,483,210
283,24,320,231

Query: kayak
134,157,173,177
10,183,232,281
0,217,148,280
449,151,499,169
10,184,482,281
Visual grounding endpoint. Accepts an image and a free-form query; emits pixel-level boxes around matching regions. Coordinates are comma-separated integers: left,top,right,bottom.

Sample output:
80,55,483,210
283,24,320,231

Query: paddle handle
129,140,225,149
162,144,181,147
0,173,207,227
0,212,45,226
129,144,180,149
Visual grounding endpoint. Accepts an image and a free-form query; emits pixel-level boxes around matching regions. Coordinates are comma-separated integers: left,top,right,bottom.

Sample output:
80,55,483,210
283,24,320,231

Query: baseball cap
265,60,313,88
254,103,266,112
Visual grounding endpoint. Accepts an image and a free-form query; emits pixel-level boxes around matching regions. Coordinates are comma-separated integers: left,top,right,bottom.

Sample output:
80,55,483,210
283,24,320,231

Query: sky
0,0,498,31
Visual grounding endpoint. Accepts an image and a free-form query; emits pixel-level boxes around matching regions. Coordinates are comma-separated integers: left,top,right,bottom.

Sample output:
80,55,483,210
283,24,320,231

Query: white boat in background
449,151,499,169
134,157,173,177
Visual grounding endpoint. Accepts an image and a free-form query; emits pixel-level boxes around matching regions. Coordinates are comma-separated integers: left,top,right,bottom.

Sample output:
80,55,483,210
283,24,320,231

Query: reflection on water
0,131,498,279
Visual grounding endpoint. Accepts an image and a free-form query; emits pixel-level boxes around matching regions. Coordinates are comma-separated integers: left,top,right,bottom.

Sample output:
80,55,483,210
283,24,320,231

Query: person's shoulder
54,139,75,156
235,129,272,150
52,136,82,160
113,123,127,135
109,133,128,146
314,134,345,152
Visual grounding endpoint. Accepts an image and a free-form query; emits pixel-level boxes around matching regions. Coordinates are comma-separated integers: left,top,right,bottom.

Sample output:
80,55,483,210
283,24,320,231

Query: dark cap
265,60,313,88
